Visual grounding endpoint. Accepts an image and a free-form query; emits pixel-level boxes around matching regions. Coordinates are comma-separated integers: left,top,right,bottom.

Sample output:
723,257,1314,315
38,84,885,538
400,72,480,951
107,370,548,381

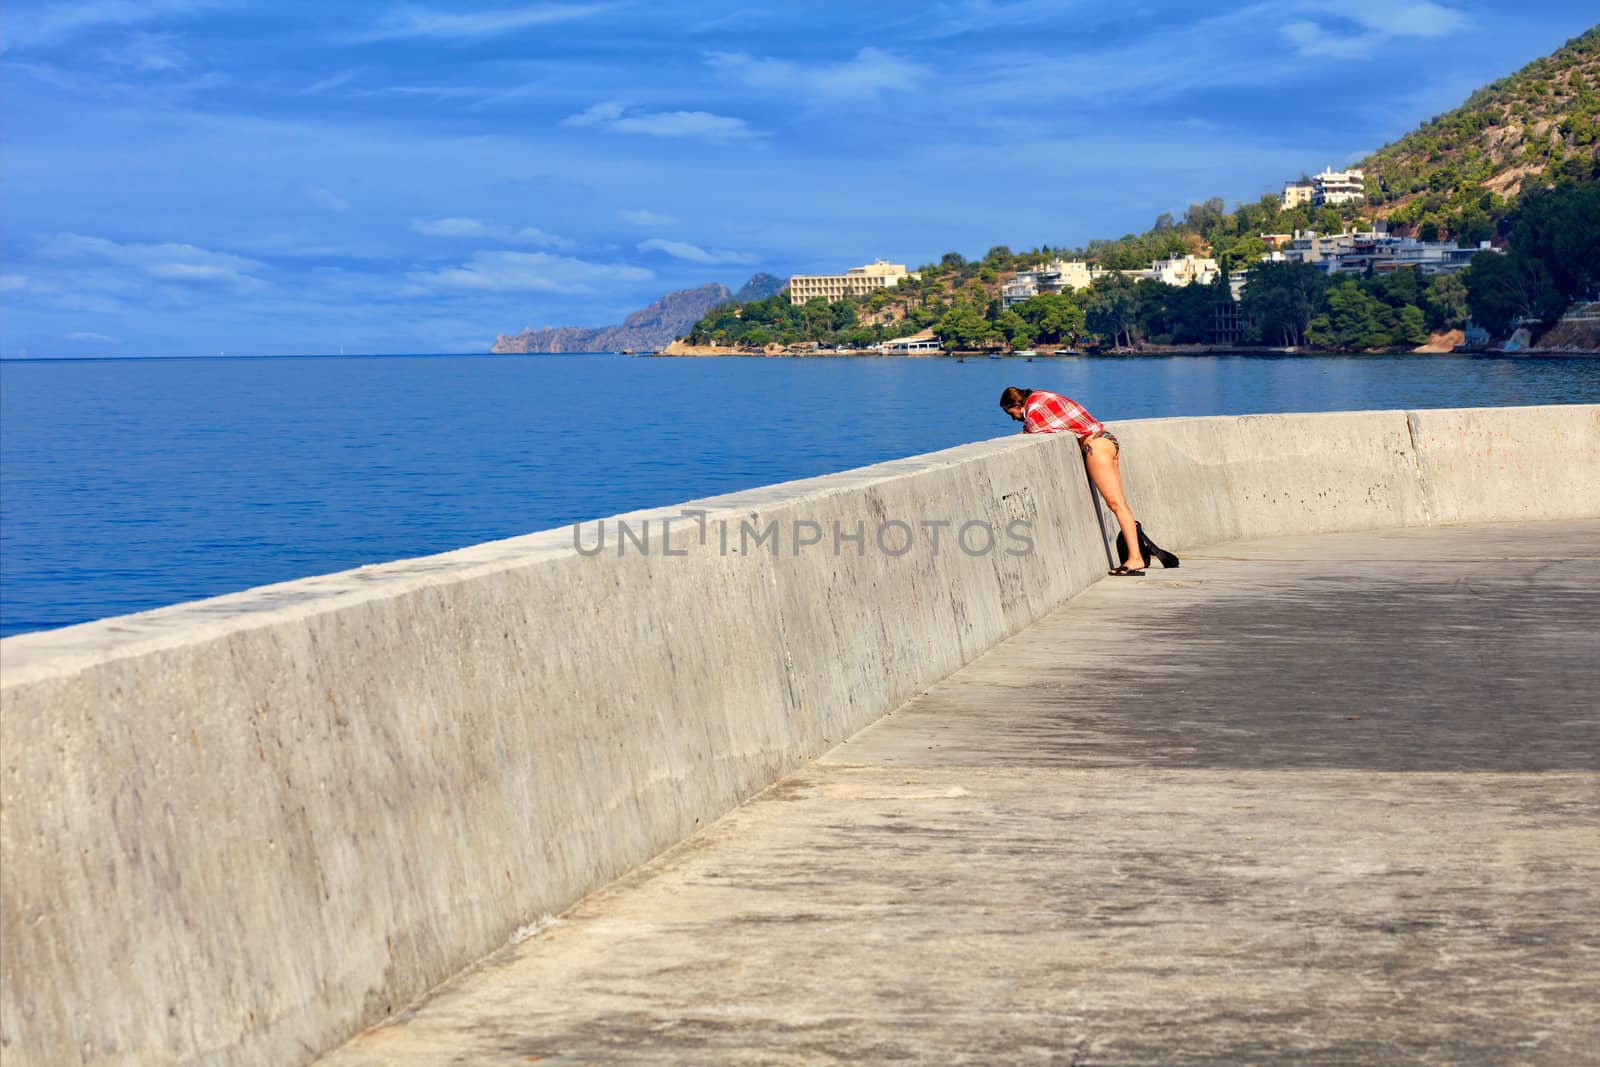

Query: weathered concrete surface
317,521,1600,1066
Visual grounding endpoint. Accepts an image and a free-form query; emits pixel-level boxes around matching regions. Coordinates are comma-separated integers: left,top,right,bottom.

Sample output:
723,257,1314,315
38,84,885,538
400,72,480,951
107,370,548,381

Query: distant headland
490,274,784,354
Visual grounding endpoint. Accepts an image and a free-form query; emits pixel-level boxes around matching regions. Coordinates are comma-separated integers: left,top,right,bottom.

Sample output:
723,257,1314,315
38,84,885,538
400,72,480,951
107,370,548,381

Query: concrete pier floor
318,521,1600,1066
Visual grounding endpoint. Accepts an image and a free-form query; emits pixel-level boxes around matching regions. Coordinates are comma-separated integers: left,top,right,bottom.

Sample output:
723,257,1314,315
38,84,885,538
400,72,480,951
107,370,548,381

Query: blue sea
3,352,1598,638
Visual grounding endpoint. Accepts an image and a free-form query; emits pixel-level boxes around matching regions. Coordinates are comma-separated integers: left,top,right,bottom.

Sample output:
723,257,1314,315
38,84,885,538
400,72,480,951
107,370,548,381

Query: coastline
650,340,1599,359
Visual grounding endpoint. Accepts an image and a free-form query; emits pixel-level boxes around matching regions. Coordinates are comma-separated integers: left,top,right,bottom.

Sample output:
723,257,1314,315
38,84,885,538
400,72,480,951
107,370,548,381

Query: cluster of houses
1001,255,1221,308
1254,228,1490,273
1000,228,1496,308
1231,228,1497,297
791,211,1499,321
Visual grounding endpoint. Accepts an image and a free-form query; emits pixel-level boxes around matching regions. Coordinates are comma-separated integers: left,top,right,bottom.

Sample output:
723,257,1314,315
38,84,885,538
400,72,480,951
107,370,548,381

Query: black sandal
1138,523,1180,569
1108,565,1146,576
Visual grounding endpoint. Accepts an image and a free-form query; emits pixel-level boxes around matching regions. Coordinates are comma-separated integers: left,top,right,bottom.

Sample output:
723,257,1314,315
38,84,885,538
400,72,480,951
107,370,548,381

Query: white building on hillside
1115,254,1220,287
789,260,918,305
1139,254,1220,287
1006,254,1220,306
1001,278,1038,308
1312,167,1365,206
1002,259,1099,308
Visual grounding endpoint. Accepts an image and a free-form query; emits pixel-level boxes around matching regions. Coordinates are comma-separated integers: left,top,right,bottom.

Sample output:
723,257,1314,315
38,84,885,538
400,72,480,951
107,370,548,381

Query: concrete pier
317,521,1600,1066
4,405,1597,1065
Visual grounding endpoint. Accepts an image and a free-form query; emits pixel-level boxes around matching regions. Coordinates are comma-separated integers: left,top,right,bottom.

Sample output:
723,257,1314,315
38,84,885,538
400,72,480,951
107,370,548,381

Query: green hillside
1362,25,1600,242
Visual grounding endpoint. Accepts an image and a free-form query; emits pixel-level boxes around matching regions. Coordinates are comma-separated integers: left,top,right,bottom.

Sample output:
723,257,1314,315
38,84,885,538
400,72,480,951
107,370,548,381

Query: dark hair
999,386,1032,410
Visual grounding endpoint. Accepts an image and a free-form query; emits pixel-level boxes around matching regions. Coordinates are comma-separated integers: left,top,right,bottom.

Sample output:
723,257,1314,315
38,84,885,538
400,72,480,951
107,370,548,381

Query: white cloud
562,100,626,127
307,186,350,212
412,216,494,237
7,54,225,102
1343,0,1466,37
620,209,679,227
512,226,568,246
406,250,652,294
1282,20,1376,57
147,262,242,282
956,4,1308,107
0,274,29,292
66,331,122,344
707,47,927,98
909,0,1068,39
410,217,571,247
562,100,754,139
637,239,757,266
686,7,772,35
40,234,268,289
615,112,750,138
104,32,185,71
359,4,612,41
302,69,361,95
1282,0,1467,57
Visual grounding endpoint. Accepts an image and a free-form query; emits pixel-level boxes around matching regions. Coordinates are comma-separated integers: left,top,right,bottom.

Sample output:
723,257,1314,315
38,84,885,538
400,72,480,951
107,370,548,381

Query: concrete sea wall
3,404,1597,1066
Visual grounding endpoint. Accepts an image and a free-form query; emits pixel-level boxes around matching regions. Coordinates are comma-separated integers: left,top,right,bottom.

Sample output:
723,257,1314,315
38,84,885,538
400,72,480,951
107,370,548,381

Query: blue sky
2,2,1595,356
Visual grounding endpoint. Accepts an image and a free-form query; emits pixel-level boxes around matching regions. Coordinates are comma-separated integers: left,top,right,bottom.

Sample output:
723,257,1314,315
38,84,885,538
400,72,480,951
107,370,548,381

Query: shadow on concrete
849,539,1600,773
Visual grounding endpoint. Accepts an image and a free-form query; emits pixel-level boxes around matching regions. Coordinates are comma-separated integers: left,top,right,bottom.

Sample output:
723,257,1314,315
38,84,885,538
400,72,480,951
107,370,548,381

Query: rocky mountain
1361,25,1599,237
732,273,786,303
491,283,732,353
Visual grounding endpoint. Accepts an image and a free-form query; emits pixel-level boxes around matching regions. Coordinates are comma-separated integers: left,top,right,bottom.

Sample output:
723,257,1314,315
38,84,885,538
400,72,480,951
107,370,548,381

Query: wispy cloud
1282,0,1468,57
65,330,122,344
0,274,30,293
636,238,757,266
40,233,268,289
685,7,773,35
562,101,754,139
904,0,1068,40
307,186,350,212
406,250,651,294
103,32,186,71
954,0,1465,113
357,3,612,42
7,54,228,103
1280,21,1379,57
954,5,1302,107
0,0,229,52
619,209,678,227
412,217,497,237
410,217,572,247
1341,0,1468,37
707,47,927,98
344,81,558,112
301,68,361,94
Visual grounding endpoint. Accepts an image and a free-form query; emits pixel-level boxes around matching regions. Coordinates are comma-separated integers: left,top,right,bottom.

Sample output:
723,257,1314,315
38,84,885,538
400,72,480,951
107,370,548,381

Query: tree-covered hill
1361,25,1599,243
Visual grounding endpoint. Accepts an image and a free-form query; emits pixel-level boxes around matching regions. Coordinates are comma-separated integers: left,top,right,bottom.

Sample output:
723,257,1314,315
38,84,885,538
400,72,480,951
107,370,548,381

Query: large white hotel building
788,260,918,305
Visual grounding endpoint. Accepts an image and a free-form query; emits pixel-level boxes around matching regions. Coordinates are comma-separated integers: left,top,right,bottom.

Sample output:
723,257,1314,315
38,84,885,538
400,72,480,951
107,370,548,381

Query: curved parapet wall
2,404,1597,1066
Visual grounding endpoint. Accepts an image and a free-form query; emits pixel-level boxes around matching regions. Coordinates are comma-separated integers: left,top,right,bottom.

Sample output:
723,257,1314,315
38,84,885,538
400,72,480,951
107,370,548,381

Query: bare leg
1083,437,1145,570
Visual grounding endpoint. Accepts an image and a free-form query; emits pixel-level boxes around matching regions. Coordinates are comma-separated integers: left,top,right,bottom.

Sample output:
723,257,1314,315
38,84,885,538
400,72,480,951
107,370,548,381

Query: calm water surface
3,352,1597,637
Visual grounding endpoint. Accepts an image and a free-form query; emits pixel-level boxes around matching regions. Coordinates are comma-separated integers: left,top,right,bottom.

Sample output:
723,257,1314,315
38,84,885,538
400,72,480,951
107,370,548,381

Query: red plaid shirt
1021,390,1104,439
